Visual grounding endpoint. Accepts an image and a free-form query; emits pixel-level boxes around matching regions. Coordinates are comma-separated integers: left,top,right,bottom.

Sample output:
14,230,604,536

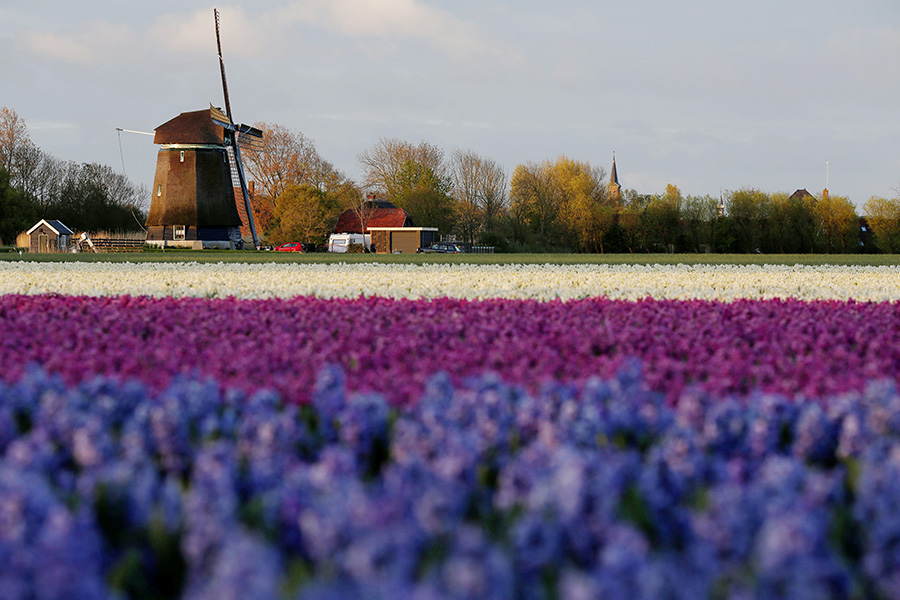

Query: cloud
19,1,513,72
27,20,134,66
147,6,270,58
146,9,217,56
147,1,498,61
278,0,494,58
22,7,278,67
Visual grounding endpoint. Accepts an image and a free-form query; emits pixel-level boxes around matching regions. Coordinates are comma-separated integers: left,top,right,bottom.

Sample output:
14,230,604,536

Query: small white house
26,219,74,253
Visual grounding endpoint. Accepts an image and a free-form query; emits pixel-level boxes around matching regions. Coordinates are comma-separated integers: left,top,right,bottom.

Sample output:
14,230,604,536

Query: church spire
608,152,621,200
610,152,619,186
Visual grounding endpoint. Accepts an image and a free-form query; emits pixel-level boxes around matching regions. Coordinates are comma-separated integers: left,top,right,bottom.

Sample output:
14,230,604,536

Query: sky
3,0,899,208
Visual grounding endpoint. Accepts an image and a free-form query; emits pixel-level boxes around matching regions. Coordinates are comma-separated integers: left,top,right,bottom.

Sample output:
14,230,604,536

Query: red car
274,242,306,252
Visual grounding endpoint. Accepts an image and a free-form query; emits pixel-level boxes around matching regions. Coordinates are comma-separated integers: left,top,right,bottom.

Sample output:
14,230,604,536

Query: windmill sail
210,106,262,190
213,9,261,249
215,9,232,121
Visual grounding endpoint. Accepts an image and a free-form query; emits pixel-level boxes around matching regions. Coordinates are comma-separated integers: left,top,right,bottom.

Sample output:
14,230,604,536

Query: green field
3,250,900,266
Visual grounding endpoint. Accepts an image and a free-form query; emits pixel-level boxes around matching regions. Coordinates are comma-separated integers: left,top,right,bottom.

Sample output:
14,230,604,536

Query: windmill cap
154,109,226,145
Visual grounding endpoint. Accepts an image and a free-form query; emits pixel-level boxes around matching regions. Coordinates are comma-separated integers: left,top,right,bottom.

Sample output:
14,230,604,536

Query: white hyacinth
2,261,900,301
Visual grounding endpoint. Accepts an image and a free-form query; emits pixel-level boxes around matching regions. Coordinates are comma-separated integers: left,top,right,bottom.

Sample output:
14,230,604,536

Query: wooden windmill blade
209,106,231,129
215,9,232,121
214,8,260,249
237,124,263,138
209,111,262,140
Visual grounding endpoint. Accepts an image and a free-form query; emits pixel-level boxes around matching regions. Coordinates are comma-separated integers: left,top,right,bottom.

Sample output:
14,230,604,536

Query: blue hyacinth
4,364,900,598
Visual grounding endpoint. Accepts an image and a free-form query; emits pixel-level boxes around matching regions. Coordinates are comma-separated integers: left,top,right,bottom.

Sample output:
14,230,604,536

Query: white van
328,233,371,253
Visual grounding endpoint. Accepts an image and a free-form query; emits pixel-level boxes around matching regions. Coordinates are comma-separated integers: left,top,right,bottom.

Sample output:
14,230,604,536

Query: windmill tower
144,8,262,249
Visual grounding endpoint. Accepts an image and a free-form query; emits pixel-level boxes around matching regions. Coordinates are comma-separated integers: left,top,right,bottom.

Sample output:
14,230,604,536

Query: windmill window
180,150,185,162
174,225,186,241
157,185,162,197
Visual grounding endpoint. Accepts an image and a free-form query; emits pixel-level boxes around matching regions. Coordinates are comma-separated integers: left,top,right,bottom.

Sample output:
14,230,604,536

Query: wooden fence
85,238,146,252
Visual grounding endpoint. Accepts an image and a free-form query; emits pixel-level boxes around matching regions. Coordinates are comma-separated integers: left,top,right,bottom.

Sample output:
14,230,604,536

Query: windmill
143,9,262,249
212,8,262,249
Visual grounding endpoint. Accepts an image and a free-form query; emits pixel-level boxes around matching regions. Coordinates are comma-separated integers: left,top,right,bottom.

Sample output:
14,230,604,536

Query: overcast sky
3,0,899,207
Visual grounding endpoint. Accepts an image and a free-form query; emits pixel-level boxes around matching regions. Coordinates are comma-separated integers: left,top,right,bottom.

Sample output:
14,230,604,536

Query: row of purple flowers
2,294,899,404
2,362,900,599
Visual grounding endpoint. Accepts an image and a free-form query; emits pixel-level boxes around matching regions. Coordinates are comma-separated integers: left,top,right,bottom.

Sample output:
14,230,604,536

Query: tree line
0,107,147,245
5,104,900,253
247,123,900,254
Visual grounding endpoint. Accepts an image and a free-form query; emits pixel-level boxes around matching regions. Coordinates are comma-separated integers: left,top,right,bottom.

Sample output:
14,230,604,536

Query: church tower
608,153,621,201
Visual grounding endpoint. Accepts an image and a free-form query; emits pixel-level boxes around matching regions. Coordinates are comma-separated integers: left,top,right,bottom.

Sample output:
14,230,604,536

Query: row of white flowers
2,261,900,301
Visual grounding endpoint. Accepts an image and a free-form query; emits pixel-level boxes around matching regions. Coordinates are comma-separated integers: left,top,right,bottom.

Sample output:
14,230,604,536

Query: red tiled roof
333,207,411,234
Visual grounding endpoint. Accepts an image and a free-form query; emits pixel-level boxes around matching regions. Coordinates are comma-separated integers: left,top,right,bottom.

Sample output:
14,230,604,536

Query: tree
510,161,564,249
357,138,447,201
863,195,900,253
29,153,70,212
677,194,722,253
0,107,43,195
450,149,509,247
393,160,455,233
509,156,616,252
337,182,376,242
450,149,483,246
80,162,147,231
357,138,456,233
618,190,651,253
0,166,39,245
789,193,819,253
0,107,28,173
727,189,770,253
643,184,683,253
52,171,109,232
0,107,147,235
267,184,336,246
477,157,509,239
243,122,356,242
765,190,819,253
814,194,858,253
39,162,146,233
243,122,324,202
575,196,616,253
767,192,795,253
551,156,613,253
88,163,147,212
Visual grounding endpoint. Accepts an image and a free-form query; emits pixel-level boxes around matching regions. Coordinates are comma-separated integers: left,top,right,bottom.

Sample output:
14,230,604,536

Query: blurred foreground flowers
3,365,900,599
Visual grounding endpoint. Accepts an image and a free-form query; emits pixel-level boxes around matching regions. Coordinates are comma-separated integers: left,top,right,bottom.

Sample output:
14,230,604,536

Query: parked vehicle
416,242,465,254
328,234,371,253
274,242,306,252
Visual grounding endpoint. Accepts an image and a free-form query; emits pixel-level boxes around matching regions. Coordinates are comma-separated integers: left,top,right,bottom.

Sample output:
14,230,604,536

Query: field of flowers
4,260,900,300
3,260,900,599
